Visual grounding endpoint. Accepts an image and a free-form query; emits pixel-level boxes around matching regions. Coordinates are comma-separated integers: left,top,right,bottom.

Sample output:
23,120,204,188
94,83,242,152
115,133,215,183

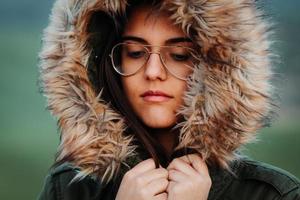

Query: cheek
121,77,139,104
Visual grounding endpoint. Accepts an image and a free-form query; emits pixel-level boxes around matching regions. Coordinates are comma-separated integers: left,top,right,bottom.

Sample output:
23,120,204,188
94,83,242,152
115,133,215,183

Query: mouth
140,90,173,102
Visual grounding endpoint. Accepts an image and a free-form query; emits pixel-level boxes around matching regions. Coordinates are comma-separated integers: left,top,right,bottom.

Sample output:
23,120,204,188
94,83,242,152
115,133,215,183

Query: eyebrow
122,36,192,45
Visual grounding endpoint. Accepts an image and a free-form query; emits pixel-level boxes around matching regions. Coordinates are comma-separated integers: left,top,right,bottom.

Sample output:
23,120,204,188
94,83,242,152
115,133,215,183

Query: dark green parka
39,154,300,200
38,0,300,199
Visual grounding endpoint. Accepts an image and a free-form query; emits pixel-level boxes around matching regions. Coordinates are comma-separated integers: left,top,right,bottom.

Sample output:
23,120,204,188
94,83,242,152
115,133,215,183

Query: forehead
123,6,186,42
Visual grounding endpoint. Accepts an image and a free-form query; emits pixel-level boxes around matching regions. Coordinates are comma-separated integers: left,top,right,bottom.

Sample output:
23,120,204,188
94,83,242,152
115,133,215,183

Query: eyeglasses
109,42,197,80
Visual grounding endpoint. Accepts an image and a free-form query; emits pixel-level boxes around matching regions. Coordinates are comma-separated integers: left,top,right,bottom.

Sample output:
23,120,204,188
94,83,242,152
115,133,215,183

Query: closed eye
127,51,146,59
170,53,190,61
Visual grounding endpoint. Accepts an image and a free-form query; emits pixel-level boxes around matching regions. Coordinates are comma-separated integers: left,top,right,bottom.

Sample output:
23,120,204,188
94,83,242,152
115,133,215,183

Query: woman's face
121,6,193,129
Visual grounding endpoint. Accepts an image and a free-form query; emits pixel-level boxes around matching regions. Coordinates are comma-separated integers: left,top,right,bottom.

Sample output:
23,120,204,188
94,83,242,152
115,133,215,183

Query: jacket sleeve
280,187,300,200
38,164,110,200
38,174,56,200
38,171,99,200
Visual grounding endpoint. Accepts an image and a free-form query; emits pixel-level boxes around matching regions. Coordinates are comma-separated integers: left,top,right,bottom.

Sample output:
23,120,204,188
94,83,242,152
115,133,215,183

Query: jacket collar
120,149,239,200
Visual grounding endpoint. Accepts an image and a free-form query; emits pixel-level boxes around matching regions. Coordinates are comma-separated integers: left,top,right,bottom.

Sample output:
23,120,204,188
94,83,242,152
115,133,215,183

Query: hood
39,0,274,183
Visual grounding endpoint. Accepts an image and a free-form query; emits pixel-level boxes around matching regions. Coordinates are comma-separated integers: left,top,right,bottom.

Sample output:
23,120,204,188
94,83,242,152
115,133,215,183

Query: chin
141,114,176,129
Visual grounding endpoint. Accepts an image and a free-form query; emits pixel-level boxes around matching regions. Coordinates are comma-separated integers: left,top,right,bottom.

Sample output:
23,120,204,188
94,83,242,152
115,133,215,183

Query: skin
167,154,212,200
115,5,211,200
121,7,189,130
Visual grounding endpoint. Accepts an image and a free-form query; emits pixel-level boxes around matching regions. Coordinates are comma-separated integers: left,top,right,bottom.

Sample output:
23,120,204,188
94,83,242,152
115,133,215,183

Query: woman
38,0,299,199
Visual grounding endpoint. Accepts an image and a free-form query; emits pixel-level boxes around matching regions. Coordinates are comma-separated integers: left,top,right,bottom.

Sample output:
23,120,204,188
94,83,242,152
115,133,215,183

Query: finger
166,180,176,193
139,168,168,185
154,192,167,200
168,169,186,182
130,158,156,176
147,178,169,195
180,154,209,175
167,157,197,176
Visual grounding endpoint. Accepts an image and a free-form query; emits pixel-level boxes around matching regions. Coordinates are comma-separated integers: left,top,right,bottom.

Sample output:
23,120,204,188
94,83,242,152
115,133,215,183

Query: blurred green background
0,0,299,199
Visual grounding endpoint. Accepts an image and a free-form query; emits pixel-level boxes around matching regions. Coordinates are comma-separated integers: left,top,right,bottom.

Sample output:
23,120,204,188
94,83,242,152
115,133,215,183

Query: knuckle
206,177,212,186
123,170,134,181
172,158,180,165
195,176,212,187
196,177,205,185
159,168,168,177
135,176,145,185
161,192,167,199
168,169,175,176
147,158,155,166
161,178,169,186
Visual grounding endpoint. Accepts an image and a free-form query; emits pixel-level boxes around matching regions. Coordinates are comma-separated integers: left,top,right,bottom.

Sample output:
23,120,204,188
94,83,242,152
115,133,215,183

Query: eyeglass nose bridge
143,50,169,73
144,48,166,66
144,44,165,58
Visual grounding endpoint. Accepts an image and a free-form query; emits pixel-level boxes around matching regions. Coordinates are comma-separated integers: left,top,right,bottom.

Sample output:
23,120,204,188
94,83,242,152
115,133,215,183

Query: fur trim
40,0,274,182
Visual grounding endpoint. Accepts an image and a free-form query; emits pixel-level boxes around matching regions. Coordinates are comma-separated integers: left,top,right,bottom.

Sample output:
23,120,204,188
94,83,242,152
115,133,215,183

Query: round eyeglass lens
111,43,149,76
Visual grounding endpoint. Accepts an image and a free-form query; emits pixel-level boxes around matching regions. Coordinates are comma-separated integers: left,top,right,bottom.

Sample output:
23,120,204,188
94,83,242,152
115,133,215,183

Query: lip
140,90,173,102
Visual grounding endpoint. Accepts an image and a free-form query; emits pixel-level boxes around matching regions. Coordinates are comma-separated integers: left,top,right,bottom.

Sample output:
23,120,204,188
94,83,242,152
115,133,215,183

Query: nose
144,53,167,81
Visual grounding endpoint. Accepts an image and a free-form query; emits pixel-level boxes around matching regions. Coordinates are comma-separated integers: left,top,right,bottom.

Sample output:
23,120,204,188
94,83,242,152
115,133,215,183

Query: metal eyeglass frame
109,42,197,81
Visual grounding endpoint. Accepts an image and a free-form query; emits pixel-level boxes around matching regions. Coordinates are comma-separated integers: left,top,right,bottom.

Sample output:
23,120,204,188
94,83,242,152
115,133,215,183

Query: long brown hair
86,0,186,168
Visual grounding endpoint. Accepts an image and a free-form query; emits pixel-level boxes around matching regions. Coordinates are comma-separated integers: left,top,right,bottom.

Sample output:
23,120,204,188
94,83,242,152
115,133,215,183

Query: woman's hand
115,158,169,200
166,154,212,200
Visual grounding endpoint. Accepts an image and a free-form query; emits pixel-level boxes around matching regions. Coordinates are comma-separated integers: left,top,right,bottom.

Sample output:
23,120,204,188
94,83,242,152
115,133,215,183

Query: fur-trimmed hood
40,0,274,183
